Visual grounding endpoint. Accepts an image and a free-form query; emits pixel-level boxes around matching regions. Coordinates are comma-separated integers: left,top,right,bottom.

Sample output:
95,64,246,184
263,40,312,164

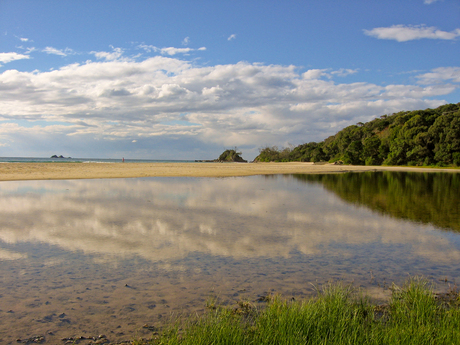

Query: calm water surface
0,172,459,344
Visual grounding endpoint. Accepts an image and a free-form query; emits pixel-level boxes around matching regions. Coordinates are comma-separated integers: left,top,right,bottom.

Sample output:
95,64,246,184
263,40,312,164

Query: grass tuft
140,277,460,345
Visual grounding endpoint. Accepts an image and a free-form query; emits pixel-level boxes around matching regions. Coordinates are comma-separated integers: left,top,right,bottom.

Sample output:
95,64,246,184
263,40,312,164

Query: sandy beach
0,162,458,181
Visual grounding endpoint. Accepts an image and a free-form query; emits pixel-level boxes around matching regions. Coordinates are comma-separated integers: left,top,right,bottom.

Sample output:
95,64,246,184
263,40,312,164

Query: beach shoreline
0,162,458,181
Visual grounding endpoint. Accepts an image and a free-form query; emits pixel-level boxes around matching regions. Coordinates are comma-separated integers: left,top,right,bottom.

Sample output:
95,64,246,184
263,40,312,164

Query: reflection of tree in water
293,172,460,232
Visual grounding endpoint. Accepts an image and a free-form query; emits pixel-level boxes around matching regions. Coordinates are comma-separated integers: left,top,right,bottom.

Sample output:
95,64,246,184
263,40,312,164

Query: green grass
136,277,460,345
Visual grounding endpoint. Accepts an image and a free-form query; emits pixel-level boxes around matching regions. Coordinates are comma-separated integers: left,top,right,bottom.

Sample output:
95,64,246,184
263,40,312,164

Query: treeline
255,103,460,166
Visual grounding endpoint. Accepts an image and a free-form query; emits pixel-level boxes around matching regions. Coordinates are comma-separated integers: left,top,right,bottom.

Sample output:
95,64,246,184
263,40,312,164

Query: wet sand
0,162,458,181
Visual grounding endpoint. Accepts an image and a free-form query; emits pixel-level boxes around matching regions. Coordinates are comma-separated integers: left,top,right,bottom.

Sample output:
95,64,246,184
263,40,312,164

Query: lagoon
0,172,459,344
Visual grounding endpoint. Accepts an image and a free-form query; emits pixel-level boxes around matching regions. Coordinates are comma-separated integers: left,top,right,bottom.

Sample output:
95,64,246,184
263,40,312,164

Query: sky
0,0,459,160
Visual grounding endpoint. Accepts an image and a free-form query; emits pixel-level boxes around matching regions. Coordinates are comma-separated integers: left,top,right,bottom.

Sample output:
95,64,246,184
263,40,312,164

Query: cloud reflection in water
0,175,459,266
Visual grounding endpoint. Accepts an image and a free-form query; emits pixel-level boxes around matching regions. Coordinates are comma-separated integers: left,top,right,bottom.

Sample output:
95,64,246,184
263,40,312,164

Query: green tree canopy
253,103,460,167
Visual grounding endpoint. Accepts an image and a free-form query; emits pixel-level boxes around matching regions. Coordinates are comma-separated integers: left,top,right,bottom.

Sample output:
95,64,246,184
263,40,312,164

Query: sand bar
0,162,458,181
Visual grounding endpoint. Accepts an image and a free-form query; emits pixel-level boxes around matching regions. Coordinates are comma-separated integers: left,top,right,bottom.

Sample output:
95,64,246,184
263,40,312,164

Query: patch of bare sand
0,162,458,181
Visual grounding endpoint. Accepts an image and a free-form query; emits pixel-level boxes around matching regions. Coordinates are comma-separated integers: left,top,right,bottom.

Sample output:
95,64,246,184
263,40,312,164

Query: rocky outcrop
50,155,71,159
217,149,247,162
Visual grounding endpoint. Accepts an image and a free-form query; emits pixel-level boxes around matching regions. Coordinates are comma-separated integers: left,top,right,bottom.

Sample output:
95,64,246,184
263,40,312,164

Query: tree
429,111,460,166
255,146,281,162
255,145,293,162
363,136,381,165
343,140,364,165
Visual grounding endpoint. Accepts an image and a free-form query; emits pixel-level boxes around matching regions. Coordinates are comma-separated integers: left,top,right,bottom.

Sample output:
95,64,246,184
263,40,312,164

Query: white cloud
91,47,124,61
0,52,30,64
302,68,358,79
228,34,236,41
137,44,205,56
182,37,190,45
137,44,157,53
424,0,441,3
364,24,460,42
43,46,74,56
302,69,328,79
24,47,36,54
331,68,358,77
416,66,460,84
14,35,32,43
0,56,456,159
159,47,193,55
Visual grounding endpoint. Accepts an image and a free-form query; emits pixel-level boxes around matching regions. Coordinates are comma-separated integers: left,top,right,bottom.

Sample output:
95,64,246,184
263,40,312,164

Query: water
0,156,194,163
0,172,459,344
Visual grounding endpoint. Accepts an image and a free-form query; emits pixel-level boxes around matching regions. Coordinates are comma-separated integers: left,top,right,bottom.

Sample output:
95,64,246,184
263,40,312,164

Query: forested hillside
255,103,460,166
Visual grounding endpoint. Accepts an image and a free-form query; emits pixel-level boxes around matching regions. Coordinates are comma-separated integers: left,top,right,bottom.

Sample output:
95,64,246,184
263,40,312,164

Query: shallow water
0,173,459,344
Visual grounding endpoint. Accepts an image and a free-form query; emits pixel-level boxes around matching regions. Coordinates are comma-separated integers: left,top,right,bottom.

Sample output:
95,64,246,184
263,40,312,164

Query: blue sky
0,0,459,160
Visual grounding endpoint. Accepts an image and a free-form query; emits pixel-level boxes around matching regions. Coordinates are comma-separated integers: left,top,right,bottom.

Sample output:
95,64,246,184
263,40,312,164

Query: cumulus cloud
302,69,328,79
364,24,460,42
228,34,236,41
0,55,456,159
0,52,30,64
182,37,190,45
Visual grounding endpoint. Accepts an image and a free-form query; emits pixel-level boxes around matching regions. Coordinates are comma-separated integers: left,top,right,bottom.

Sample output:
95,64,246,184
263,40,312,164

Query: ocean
0,156,194,163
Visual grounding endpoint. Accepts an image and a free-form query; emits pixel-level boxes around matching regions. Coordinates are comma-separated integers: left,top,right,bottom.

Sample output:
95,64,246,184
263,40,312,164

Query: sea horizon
0,156,195,164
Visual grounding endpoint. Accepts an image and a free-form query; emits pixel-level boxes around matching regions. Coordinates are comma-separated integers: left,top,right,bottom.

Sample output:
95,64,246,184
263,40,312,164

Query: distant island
51,155,71,159
254,103,460,167
195,148,248,163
